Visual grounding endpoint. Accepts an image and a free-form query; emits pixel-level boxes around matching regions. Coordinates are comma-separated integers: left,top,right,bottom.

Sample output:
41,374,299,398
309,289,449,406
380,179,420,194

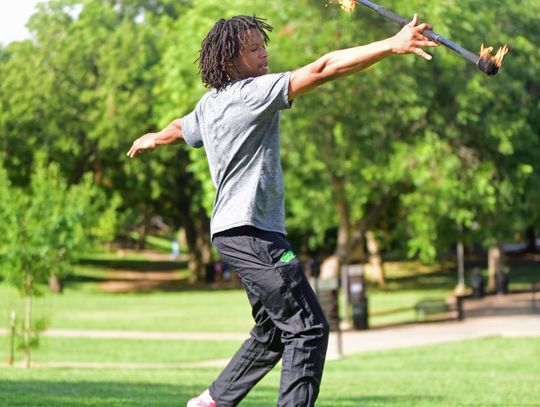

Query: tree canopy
0,0,538,280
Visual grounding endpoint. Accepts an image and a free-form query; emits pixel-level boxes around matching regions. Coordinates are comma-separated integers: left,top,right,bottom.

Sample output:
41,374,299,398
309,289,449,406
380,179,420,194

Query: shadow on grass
316,395,444,407
77,257,187,271
374,257,540,293
0,379,444,407
0,379,197,406
63,274,244,293
372,268,456,292
241,386,443,407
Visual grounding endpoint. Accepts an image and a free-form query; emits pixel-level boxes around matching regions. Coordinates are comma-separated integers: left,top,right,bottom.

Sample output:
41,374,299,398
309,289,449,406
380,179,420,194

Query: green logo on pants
280,250,296,263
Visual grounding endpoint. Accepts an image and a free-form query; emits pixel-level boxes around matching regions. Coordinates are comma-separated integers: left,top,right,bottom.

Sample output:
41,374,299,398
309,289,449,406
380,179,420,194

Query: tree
276,0,540,283
2,0,538,287
0,156,119,367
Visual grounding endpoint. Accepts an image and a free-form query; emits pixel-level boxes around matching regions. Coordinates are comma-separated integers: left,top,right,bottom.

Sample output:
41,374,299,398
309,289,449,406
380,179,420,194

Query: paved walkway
3,292,539,368
327,291,540,359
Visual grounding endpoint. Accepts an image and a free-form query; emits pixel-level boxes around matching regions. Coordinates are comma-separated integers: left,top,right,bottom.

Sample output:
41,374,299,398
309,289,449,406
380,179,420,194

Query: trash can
496,271,509,295
470,268,485,299
348,266,368,330
205,263,215,284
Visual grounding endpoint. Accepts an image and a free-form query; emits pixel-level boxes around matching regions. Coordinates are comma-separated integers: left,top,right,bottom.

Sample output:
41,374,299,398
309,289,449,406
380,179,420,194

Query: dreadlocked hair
198,15,273,91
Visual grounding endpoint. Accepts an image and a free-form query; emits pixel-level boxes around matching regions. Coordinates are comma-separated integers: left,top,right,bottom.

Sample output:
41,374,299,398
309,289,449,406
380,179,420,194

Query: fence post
8,310,16,366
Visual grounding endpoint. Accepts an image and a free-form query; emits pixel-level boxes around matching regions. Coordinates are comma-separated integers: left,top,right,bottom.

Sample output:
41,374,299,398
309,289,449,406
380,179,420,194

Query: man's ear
225,61,237,79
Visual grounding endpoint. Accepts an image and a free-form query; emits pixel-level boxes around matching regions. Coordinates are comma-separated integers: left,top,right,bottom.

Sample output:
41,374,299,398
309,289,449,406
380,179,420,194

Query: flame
331,0,356,13
480,43,509,68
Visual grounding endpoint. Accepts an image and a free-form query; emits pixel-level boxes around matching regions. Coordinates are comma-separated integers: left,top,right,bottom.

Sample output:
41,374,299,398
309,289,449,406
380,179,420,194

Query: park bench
414,298,451,320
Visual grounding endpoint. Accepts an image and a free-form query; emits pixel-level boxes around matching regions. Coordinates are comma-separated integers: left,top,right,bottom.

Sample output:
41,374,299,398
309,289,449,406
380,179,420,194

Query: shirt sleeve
240,72,293,116
181,107,204,148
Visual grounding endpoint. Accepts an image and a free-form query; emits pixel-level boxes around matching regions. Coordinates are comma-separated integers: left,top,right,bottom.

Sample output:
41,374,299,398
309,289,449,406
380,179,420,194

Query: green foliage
15,316,49,352
1,0,539,265
0,156,120,296
273,0,540,259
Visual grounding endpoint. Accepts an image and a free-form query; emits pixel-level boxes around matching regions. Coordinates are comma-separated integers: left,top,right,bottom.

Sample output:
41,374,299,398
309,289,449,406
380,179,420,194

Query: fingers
409,14,433,34
127,139,144,158
415,23,431,32
415,48,433,61
409,13,419,27
127,146,138,158
407,13,438,60
416,40,439,48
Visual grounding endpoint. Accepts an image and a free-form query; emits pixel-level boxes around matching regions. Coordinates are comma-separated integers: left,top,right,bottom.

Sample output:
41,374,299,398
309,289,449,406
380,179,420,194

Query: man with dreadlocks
128,13,437,407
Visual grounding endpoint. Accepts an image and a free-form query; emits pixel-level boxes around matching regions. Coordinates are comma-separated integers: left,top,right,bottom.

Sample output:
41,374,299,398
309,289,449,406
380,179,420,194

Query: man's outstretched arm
127,119,184,158
289,14,438,100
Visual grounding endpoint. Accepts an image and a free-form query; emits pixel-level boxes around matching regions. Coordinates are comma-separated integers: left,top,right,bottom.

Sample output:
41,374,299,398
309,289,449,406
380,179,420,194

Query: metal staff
338,0,508,76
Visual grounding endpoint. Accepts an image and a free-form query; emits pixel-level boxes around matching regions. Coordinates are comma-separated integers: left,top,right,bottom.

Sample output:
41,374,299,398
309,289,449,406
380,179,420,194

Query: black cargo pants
209,226,329,407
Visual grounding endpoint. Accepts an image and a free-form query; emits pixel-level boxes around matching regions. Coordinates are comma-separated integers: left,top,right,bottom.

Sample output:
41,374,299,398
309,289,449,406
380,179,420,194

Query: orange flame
480,44,509,68
332,0,356,13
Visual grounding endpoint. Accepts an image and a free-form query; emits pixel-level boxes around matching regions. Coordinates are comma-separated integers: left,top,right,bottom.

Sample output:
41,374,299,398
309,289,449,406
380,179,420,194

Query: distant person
171,239,180,259
222,261,231,281
127,13,436,407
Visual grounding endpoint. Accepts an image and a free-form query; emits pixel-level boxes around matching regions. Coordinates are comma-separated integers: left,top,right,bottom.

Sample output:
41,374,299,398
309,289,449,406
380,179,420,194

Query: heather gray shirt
181,72,293,237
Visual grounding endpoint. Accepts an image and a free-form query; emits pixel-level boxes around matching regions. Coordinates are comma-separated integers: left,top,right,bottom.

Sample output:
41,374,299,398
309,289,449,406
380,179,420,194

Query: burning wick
480,44,509,68
335,0,356,12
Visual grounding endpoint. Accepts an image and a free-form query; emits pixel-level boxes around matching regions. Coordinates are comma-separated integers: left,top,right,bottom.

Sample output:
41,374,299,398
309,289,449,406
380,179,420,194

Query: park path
3,292,539,369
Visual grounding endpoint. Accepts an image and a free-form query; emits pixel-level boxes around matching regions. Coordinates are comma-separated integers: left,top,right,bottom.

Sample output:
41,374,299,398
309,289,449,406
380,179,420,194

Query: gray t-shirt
181,72,293,237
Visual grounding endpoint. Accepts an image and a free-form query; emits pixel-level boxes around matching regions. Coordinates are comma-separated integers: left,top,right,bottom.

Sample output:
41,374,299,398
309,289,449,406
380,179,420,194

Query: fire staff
336,0,509,75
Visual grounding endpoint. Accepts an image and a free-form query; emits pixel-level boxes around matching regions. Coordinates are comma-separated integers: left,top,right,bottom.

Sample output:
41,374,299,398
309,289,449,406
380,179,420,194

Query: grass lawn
0,337,538,406
0,284,254,333
1,255,539,405
1,257,539,332
0,282,455,332
0,335,242,364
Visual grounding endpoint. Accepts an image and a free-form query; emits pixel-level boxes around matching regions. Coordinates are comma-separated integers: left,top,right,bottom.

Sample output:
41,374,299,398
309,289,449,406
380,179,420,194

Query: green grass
128,233,184,253
505,262,540,289
1,257,539,405
367,289,451,326
0,282,451,333
2,257,538,332
0,335,242,364
0,284,254,333
0,337,538,406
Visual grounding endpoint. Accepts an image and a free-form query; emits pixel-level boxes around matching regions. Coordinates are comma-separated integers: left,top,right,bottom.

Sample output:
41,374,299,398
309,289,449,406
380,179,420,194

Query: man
127,13,437,407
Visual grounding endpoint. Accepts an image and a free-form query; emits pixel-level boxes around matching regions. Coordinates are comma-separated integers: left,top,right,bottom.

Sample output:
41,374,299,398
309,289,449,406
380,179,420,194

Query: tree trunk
335,196,350,263
487,244,504,292
455,240,467,295
525,226,537,253
49,274,64,294
332,177,352,325
137,206,151,250
349,235,366,263
181,208,212,283
169,149,213,283
24,276,33,369
366,230,386,287
68,138,96,185
7,310,16,366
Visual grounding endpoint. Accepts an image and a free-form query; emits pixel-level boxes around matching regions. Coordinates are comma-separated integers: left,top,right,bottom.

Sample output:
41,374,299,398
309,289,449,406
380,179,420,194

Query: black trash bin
496,271,509,295
205,263,215,284
348,267,368,330
470,268,485,299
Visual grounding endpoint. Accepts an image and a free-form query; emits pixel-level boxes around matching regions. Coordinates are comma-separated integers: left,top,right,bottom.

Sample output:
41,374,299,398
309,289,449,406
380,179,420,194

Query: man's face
227,29,269,79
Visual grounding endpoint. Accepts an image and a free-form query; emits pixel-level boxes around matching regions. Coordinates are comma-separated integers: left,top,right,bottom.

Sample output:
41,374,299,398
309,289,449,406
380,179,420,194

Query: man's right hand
389,14,439,61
